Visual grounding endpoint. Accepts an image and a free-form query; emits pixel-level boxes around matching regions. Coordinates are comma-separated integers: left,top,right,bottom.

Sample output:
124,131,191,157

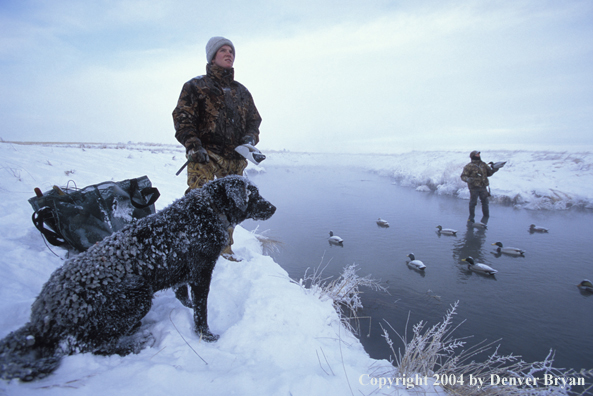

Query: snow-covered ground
263,149,593,211
1,142,591,395
0,142,444,396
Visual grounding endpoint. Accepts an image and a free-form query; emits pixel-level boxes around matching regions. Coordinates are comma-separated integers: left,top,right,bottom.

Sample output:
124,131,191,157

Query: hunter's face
213,45,234,69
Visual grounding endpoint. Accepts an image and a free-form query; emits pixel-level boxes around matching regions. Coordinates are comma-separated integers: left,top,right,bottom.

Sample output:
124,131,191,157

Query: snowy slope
0,142,434,396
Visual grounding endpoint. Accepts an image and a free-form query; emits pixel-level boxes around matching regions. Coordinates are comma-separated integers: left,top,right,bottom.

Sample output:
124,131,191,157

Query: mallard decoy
462,257,497,275
529,224,549,233
407,253,426,270
328,231,343,246
577,279,593,293
376,218,390,227
492,242,525,256
436,225,457,236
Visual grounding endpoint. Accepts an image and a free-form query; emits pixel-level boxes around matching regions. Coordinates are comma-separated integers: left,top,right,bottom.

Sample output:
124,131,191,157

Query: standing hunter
173,36,261,260
460,150,499,224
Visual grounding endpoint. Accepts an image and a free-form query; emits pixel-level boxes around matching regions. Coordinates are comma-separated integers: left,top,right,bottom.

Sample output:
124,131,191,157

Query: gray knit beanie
206,36,235,63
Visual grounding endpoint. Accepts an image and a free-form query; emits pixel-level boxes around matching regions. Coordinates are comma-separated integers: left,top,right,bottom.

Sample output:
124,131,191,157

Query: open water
243,164,593,372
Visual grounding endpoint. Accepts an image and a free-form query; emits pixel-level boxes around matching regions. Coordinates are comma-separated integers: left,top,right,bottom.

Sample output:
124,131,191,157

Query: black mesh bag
28,176,160,252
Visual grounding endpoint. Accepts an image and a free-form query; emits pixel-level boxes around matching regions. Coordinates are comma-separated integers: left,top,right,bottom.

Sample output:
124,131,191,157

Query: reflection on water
455,225,490,264
244,165,593,371
453,223,500,279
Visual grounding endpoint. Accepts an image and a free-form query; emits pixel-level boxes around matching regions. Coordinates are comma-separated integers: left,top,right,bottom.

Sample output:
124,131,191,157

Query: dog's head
204,176,275,224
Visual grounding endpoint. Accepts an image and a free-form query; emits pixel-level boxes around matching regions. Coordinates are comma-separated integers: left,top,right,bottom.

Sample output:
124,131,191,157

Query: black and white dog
0,175,275,381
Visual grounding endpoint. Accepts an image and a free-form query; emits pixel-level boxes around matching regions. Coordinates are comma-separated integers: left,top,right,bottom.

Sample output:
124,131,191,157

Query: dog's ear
225,177,249,213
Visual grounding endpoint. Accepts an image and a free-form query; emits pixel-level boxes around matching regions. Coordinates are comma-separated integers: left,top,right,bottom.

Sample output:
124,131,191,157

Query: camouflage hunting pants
468,186,490,221
185,150,247,260
185,151,248,193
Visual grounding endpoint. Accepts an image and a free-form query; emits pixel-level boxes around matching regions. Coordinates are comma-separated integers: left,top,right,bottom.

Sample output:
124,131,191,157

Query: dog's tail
0,324,62,382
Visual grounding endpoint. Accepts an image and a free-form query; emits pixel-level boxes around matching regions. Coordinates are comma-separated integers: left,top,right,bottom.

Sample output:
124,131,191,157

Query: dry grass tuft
376,302,593,396
298,262,387,335
250,228,283,256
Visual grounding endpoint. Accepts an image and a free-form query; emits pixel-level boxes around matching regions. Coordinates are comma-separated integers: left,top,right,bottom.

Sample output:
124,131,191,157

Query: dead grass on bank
251,228,284,256
297,261,388,336
375,302,593,396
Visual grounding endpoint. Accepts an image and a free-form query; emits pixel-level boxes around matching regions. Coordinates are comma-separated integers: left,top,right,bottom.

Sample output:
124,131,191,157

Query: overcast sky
1,0,592,154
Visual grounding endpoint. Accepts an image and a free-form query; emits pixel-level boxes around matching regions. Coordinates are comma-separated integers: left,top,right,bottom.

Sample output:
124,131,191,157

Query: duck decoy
488,161,507,170
577,279,593,293
406,253,426,270
462,256,497,275
328,231,343,246
376,218,390,228
436,225,457,236
529,224,549,233
492,242,525,256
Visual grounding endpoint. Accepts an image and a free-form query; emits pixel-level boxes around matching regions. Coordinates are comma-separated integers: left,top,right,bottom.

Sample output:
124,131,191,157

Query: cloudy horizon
1,0,592,154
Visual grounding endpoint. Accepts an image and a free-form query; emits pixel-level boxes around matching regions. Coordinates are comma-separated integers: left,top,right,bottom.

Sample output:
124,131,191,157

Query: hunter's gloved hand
187,146,210,163
241,136,256,146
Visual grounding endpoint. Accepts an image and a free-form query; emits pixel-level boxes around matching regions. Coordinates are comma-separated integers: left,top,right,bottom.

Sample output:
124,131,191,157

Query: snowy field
264,149,593,211
1,141,592,396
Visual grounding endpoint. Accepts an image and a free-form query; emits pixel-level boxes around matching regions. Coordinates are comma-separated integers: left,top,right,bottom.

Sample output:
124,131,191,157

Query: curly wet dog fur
0,175,275,381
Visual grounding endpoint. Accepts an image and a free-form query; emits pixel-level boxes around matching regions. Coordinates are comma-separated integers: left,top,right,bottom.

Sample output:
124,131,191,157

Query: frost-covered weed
250,227,283,256
297,262,387,335
377,302,593,395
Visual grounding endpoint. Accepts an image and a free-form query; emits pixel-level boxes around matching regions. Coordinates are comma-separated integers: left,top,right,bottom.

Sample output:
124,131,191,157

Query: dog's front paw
196,327,219,342
174,285,193,308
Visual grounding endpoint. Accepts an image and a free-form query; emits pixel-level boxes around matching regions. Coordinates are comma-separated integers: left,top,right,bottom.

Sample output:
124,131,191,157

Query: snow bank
261,149,593,210
6,142,592,211
0,142,444,396
0,229,398,396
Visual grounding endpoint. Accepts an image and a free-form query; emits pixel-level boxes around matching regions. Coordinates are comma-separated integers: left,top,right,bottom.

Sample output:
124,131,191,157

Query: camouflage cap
469,150,480,158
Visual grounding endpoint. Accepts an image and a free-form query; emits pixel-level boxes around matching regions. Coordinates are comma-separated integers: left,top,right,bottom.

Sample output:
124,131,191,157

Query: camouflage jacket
460,159,495,189
173,64,261,160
